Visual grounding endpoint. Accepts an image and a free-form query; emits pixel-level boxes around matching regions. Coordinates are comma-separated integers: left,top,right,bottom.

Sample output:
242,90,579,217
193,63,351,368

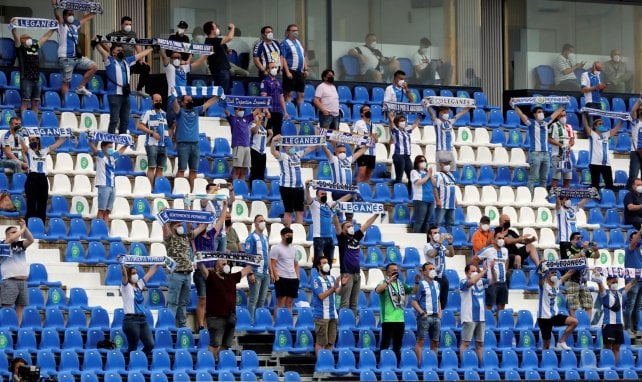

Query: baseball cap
177,20,188,29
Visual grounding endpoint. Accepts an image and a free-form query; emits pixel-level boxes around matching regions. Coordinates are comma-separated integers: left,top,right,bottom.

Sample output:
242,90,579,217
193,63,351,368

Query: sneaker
135,90,149,98
556,341,571,351
75,86,93,97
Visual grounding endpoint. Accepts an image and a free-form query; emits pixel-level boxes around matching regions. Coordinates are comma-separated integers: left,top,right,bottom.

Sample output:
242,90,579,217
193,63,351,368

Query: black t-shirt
205,37,231,72
337,230,365,274
167,33,190,61
503,229,520,255
17,43,40,81
563,246,592,283
624,191,642,225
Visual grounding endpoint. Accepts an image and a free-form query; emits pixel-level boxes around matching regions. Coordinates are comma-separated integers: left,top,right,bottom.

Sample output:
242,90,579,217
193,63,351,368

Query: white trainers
75,86,93,97
556,341,571,351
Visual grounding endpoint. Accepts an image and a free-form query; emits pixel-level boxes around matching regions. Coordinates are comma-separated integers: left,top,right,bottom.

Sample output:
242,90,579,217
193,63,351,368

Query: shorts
280,186,305,213
193,268,207,298
356,154,376,170
274,277,299,298
0,278,28,306
565,281,593,310
58,56,95,83
508,246,528,268
314,318,338,347
206,314,236,348
176,142,199,171
97,186,116,211
416,314,441,341
20,78,41,101
233,146,251,167
551,155,572,180
538,314,569,341
485,282,509,307
461,321,485,342
602,324,624,345
282,70,305,93
145,145,167,169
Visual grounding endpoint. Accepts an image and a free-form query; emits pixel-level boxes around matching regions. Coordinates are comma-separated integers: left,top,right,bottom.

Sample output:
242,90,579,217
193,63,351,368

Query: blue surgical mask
575,241,583,249
288,147,297,155
106,148,115,156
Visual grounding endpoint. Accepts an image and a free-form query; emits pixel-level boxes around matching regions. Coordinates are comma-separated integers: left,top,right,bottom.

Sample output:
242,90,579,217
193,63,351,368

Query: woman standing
390,114,418,193
21,135,66,222
249,109,273,183
120,263,158,356
410,155,435,233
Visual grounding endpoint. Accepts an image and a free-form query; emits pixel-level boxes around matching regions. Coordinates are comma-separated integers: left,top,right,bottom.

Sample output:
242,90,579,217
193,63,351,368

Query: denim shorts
176,142,199,171
58,56,95,82
416,314,441,341
20,78,41,101
97,186,116,210
145,145,167,168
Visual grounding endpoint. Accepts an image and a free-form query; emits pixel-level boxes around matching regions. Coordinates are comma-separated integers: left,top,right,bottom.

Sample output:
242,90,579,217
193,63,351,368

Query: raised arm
38,29,56,47
454,107,471,121
550,105,565,121
610,120,623,137
87,140,99,155
360,213,380,233
212,201,228,233
173,96,181,114
52,0,62,22
193,222,209,237
221,23,235,45
120,264,129,285
202,95,221,114
133,47,153,63
466,266,488,287
159,48,170,66
95,40,110,60
143,264,159,283
198,262,209,279
191,55,208,69
581,112,592,136
79,12,97,27
352,145,369,161
49,137,67,153
10,21,19,44
321,144,333,160
331,213,342,235
510,99,530,125
305,181,314,205
270,135,282,159
630,97,642,120
629,229,642,251
162,223,172,241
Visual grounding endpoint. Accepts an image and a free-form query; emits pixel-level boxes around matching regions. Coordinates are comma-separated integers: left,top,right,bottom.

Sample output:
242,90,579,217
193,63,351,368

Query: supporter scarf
10,17,58,29
319,128,374,147
310,180,359,194
226,96,271,109
54,0,104,14
155,38,214,55
542,257,587,271
0,244,11,257
382,101,425,114
422,96,476,108
117,255,177,272
581,107,632,122
156,209,215,224
280,135,326,146
24,127,73,137
592,266,642,280
509,96,571,108
95,35,155,46
550,187,600,199
195,251,262,266
88,132,133,147
173,86,224,98
386,278,406,309
337,202,384,214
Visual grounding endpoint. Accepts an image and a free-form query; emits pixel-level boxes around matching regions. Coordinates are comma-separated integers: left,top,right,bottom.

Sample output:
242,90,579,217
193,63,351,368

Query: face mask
443,165,451,172
176,226,184,235
397,79,405,87
613,55,621,63
503,221,510,229
269,68,278,76
66,15,75,24
636,186,642,194
347,227,355,236
364,111,372,119
319,195,328,203
432,233,441,242
292,31,299,39
25,39,33,48
177,28,186,35
594,70,601,76
29,142,38,150
116,52,124,60
535,113,545,121
288,147,297,155
123,25,132,33
481,224,489,232
130,274,139,284
420,48,428,54
428,270,437,279
326,76,334,83
398,121,407,129
285,237,293,244
575,241,583,249
597,125,608,133
337,153,347,161
550,275,559,284
610,283,618,291
440,113,449,121
266,32,274,40
568,53,576,62
367,41,377,48
470,272,479,279
564,200,572,208
225,220,232,228
559,117,567,125
222,264,231,274
258,221,266,231
172,59,181,67
418,162,427,170
236,110,244,117
185,101,194,109
216,28,221,36
154,102,163,110
321,263,331,274
106,148,115,156
497,239,505,247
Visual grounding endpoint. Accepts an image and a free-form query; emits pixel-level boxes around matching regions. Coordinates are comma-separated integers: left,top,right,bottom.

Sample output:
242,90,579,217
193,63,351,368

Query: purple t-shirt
260,77,284,113
338,230,365,274
227,114,254,148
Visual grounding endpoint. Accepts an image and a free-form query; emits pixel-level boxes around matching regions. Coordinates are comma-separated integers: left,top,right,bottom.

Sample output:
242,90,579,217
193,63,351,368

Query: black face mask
326,76,334,83
154,103,163,109
185,101,194,109
503,221,511,230
285,237,293,244
320,195,327,204
11,124,21,132
364,111,372,119
225,220,232,228
116,52,124,60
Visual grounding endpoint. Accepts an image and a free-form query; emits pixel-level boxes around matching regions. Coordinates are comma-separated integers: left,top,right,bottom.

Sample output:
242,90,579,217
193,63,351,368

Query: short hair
110,43,123,53
62,9,73,17
203,21,216,36
5,226,15,235
286,24,298,32
420,37,432,47
318,256,329,264
321,69,334,79
570,232,582,241
205,183,217,192
359,104,370,114
493,226,504,236
254,214,264,222
261,25,272,34
365,33,376,40
121,16,132,24
428,225,439,233
421,262,434,271
9,117,20,125
480,215,490,224
393,70,406,78
385,262,398,271
281,227,293,236
562,43,575,51
100,141,111,149
531,106,543,115
464,264,476,273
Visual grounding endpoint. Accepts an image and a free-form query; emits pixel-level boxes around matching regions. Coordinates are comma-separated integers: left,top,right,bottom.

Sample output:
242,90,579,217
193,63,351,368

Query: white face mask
123,25,132,33
221,264,231,274
25,39,33,48
635,186,642,194
610,283,618,291
564,200,572,208
470,272,479,279
559,117,567,125
177,28,186,35
535,113,545,121
440,113,449,121
397,79,405,87
367,41,377,48
418,162,427,170
613,55,621,63
321,263,331,273
481,224,490,232
130,274,139,284
269,68,278,76
175,226,184,235
236,110,244,117
594,70,601,76
420,48,429,55
398,121,407,129
337,153,347,160
443,165,451,172
432,233,441,242
428,270,437,279
216,28,221,36
172,59,181,67
568,53,576,62
266,32,274,40
347,227,355,236
497,239,505,247
550,275,559,284
66,15,75,24
258,221,266,231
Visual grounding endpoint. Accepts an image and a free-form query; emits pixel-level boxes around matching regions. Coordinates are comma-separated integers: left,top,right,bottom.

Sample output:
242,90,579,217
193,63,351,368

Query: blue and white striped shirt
423,242,446,277
415,279,440,315
279,150,304,188
581,71,601,104
280,38,305,72
478,246,508,284
460,278,488,322
57,21,80,58
434,171,457,209
589,131,610,166
556,205,577,242
140,109,168,147
312,274,338,319
253,40,282,70
95,151,115,187
434,118,455,151
411,170,435,203
329,155,353,185
391,127,411,155
105,56,136,96
251,123,268,154
633,120,642,151
245,231,269,274
527,119,550,152
538,282,559,319
601,290,623,325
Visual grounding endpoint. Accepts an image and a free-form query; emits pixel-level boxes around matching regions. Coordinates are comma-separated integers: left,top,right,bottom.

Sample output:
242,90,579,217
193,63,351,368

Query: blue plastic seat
88,218,110,241
150,349,172,373
291,329,314,353
85,329,105,349
104,349,127,374
43,307,66,331
211,158,231,179
274,308,295,331
87,307,110,331
27,217,46,240
37,349,58,376
459,165,477,185
105,264,125,286
363,246,384,269
4,89,22,109
16,328,38,353
128,350,149,373
217,349,239,374
66,307,88,331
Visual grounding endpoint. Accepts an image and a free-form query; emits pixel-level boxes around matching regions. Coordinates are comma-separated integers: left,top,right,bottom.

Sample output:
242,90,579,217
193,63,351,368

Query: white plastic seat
172,198,185,209
172,177,191,196
455,126,473,146
162,159,173,177
613,249,625,266
300,168,314,185
457,146,475,165
74,153,95,175
475,146,493,166
150,242,167,257
454,186,463,205
231,200,251,223
501,206,519,224
514,187,532,207
410,127,422,144
89,197,98,217
461,185,481,206
151,198,169,216
268,223,285,245
375,143,391,164
535,228,557,249
375,123,390,144
50,174,72,195
149,221,164,243
52,153,74,174
291,223,311,246
424,145,436,163
532,187,554,208
364,268,384,291
109,197,133,219
473,128,493,147
594,249,612,267
192,178,208,195
293,245,310,268
497,186,515,207
109,219,130,241
479,186,498,206
249,201,269,222
98,114,110,132
232,222,249,244
60,112,78,131
465,206,482,225
78,112,98,132
410,144,422,162
492,147,510,166
129,220,151,243
515,207,536,228
233,266,249,290
266,149,278,164
542,248,559,261
266,164,280,179
134,155,147,174
132,176,154,198
130,135,146,156
535,207,555,228
509,148,529,167
73,175,96,197
114,176,133,197
484,206,500,226
70,196,92,218
421,126,436,144
45,155,54,173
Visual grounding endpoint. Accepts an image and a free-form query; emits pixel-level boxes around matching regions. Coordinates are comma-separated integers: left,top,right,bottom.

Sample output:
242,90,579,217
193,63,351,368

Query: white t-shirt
589,130,611,166
269,243,298,279
165,63,191,96
0,240,28,279
412,51,430,72
120,279,146,314
314,83,340,116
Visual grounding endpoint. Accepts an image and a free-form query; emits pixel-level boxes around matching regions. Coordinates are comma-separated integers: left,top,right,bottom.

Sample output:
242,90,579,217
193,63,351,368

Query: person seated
348,33,399,82
603,49,633,93
412,37,452,85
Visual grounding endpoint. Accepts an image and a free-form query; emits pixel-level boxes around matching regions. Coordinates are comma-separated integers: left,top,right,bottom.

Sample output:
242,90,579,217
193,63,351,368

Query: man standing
427,105,471,165
412,263,441,358
478,229,509,313
0,219,34,325
10,19,55,114
321,144,367,201
160,48,207,128
269,227,300,318
1,118,27,174
563,232,599,318
624,178,642,229
105,16,150,97
204,21,235,95
88,139,128,229
253,25,281,78
311,256,346,354
313,69,340,130
167,20,191,62
624,230,642,336
334,213,379,315
383,70,416,124
199,259,253,360
412,37,452,85
245,215,270,324
224,106,256,180
581,61,607,111
138,94,169,186
306,185,337,268
163,219,208,328
432,157,457,232
538,270,577,350
459,263,491,361
552,43,584,91
597,275,634,365
548,110,575,189
280,24,308,105
627,100,642,190
423,226,454,310
556,196,589,259
260,61,288,136
375,263,418,364
603,49,633,93
95,42,153,134
172,94,220,189
52,2,98,96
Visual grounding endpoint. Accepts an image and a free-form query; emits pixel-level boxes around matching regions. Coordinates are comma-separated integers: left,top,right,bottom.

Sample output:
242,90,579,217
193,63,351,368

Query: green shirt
226,227,240,252
378,280,413,323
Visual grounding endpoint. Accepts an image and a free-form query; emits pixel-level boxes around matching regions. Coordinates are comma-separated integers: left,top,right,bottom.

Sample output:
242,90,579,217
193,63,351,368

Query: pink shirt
315,82,340,116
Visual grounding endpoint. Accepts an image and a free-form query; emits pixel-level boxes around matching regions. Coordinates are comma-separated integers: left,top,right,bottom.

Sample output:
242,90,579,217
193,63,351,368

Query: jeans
247,272,270,324
213,69,232,95
250,149,266,182
434,207,454,232
627,151,641,189
313,237,335,267
108,94,131,134
393,154,412,193
215,233,227,252
122,314,154,356
167,271,192,327
339,272,361,315
527,151,550,192
412,200,435,233
319,114,340,130
0,159,22,173
624,281,642,331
